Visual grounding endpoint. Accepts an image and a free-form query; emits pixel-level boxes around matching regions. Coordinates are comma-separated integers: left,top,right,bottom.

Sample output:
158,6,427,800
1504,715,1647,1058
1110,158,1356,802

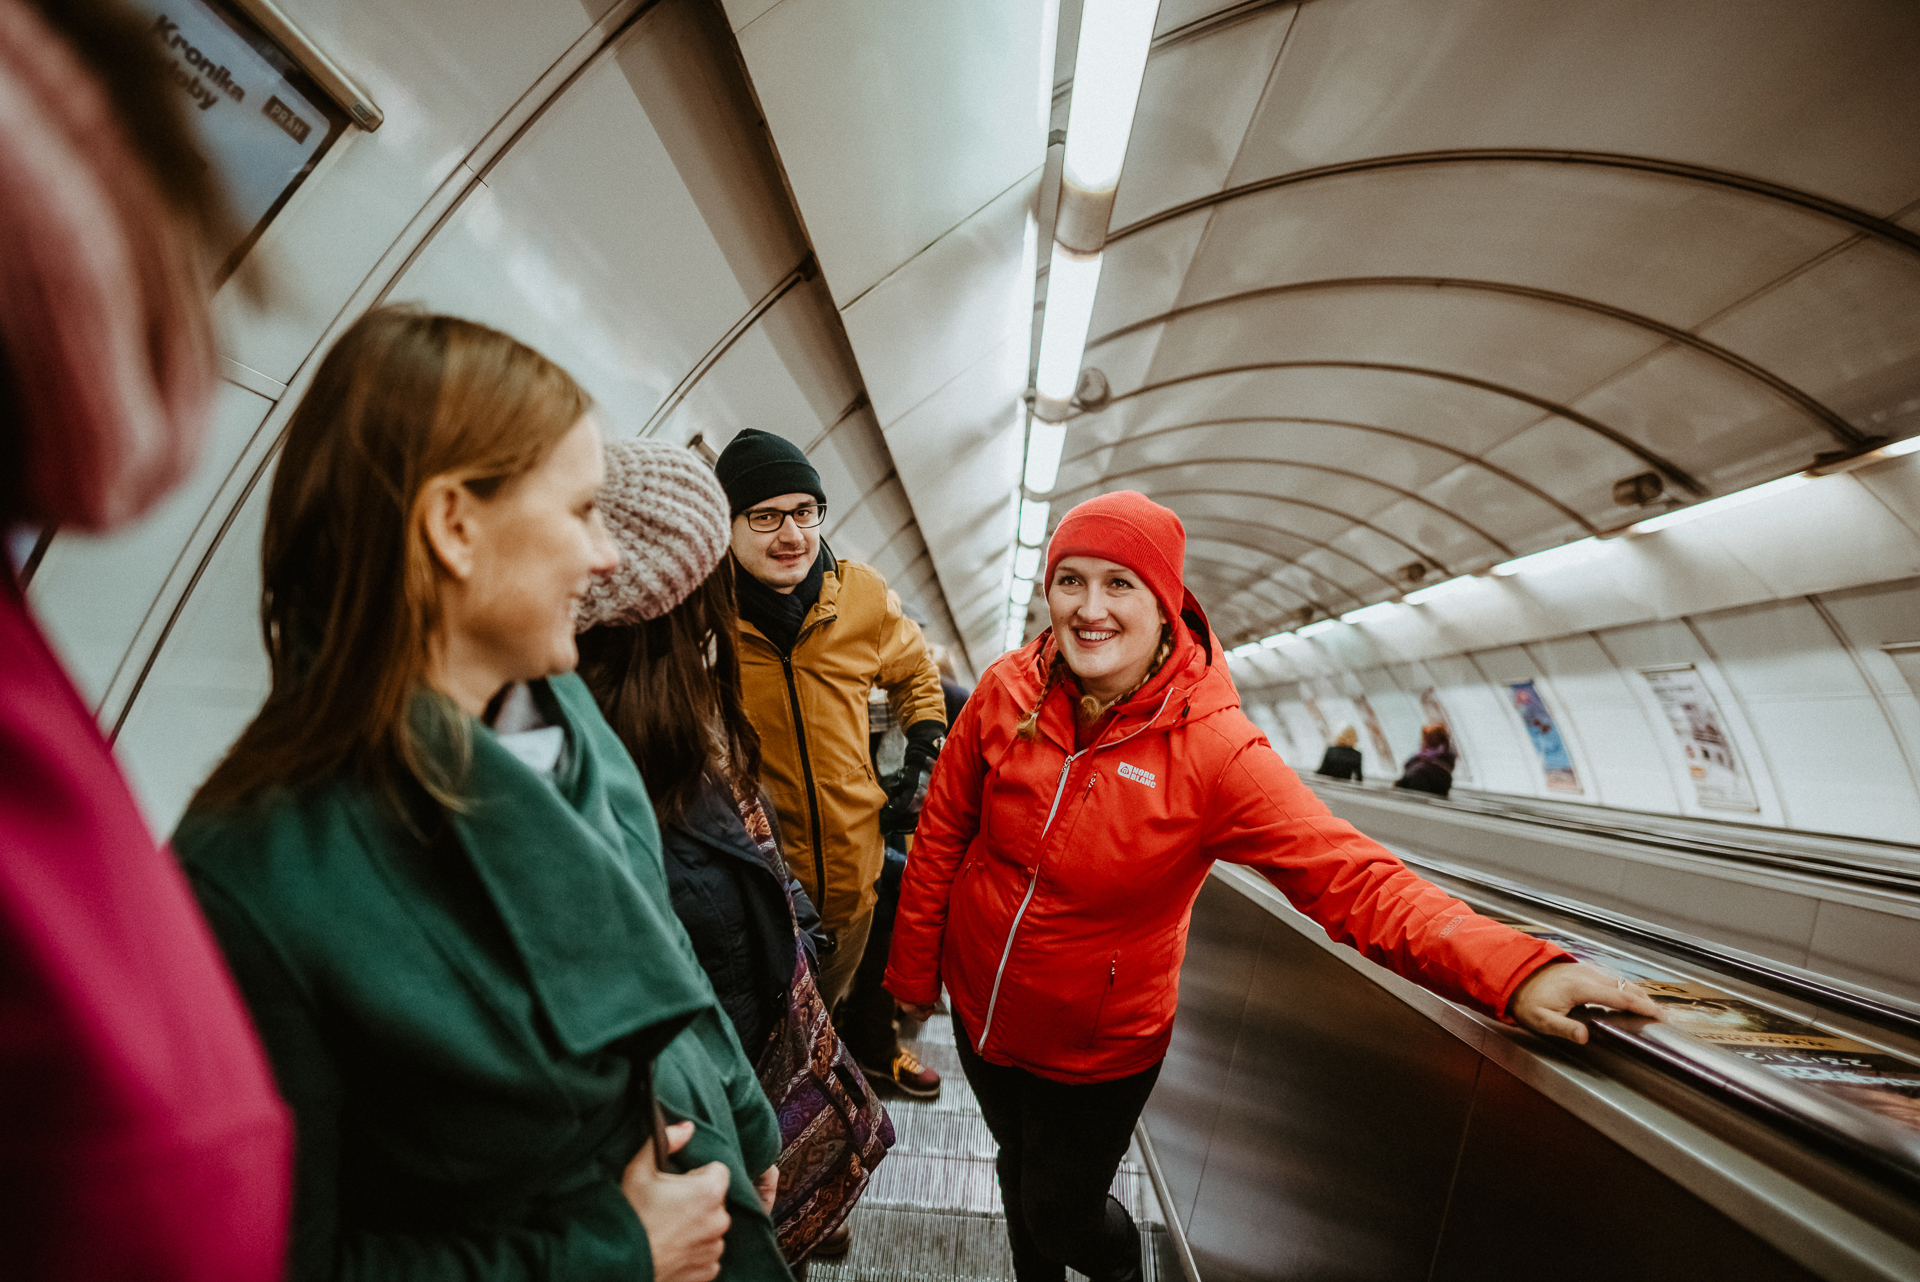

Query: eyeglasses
743,502,826,533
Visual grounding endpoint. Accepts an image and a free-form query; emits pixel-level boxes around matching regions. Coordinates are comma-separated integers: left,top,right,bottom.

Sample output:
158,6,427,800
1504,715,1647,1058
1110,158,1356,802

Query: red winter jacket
885,605,1570,1084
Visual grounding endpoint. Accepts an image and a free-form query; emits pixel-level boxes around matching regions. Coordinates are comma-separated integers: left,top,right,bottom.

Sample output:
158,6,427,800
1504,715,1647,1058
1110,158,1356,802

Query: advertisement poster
1639,664,1759,811
1418,687,1468,782
130,0,341,261
1354,694,1395,764
1508,680,1582,793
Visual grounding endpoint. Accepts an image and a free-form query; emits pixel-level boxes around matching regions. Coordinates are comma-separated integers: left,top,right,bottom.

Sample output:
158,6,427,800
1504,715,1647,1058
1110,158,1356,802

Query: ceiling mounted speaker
1612,471,1665,507
1396,561,1429,586
1073,367,1111,412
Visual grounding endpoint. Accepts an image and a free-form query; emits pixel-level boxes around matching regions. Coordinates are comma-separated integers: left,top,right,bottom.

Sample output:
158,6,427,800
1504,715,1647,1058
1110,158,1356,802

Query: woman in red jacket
884,491,1659,1282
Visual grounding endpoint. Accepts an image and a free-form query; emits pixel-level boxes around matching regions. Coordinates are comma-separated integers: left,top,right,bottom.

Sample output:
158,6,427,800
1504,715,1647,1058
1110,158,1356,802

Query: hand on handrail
1511,961,1663,1044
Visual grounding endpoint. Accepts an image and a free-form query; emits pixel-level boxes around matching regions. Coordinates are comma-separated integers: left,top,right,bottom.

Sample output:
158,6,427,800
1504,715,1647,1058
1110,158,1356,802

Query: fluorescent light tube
1490,537,1605,576
1403,575,1477,605
1025,418,1068,494
1018,498,1052,546
1035,245,1102,404
1010,575,1036,606
1881,436,1920,458
1297,620,1340,638
1061,0,1159,195
1228,641,1264,660
1013,545,1041,579
1259,632,1293,649
1630,476,1809,534
1340,602,1401,625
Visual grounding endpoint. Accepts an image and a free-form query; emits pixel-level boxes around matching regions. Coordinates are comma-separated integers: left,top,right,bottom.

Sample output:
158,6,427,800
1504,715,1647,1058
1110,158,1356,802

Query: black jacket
1315,743,1364,782
660,778,819,1061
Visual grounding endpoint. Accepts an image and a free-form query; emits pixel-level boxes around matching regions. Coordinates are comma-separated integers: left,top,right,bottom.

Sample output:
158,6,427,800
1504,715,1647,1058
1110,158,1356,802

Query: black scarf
734,550,825,654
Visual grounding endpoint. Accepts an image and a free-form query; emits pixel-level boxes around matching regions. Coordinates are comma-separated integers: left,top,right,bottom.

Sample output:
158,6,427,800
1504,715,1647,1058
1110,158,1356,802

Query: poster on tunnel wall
1640,664,1759,811
1508,680,1582,793
127,0,342,264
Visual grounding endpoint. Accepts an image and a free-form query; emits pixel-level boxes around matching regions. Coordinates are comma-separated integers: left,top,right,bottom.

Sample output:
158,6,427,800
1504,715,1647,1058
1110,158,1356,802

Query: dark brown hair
575,561,762,826
190,307,591,814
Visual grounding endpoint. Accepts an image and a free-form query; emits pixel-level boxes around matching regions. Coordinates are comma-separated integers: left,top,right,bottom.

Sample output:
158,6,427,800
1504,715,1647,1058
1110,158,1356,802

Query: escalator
1141,791,1920,1282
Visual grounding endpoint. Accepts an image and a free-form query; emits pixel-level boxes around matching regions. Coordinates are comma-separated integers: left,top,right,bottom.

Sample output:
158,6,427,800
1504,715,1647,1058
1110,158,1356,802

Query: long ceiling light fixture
1033,0,1158,420
1005,0,1160,653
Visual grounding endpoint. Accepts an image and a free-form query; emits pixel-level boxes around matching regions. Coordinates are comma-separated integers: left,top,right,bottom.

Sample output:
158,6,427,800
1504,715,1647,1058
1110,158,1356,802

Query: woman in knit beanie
887,490,1660,1282
575,439,889,1263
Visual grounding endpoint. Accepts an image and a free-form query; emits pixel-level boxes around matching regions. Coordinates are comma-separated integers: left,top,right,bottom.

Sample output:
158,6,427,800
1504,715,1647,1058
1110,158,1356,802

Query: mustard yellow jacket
738,553,945,935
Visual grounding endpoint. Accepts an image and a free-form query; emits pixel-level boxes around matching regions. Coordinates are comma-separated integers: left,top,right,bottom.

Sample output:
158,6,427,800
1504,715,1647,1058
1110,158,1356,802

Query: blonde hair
1335,726,1359,747
192,307,591,814
1016,625,1175,741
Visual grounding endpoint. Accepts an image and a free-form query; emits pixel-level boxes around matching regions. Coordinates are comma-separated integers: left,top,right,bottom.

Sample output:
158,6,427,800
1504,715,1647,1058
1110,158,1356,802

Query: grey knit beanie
574,438,731,629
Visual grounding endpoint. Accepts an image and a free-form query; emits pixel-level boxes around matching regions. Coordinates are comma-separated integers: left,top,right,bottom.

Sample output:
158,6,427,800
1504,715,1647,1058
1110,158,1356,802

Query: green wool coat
175,675,789,1282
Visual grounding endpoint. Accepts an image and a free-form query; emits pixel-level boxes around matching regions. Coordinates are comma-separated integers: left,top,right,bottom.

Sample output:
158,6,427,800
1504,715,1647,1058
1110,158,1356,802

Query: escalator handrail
1587,1011,1920,1192
1318,778,1920,897
1394,849,1920,1041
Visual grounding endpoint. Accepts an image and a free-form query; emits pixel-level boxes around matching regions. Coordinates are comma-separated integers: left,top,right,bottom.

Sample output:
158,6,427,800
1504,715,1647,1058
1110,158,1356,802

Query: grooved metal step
810,1004,1181,1282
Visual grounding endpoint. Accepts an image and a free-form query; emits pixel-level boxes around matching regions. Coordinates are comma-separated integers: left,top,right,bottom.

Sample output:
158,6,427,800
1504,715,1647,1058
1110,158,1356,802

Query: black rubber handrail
1583,1011,1920,1195
1336,781,1920,898
1396,851,1920,1042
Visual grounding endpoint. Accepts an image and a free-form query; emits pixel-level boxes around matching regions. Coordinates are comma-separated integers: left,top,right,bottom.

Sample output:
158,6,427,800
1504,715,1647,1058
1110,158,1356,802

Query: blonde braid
1016,651,1073,741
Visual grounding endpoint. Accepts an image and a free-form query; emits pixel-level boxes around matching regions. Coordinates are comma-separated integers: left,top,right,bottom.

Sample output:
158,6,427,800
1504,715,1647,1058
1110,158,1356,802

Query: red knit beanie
1044,491,1187,624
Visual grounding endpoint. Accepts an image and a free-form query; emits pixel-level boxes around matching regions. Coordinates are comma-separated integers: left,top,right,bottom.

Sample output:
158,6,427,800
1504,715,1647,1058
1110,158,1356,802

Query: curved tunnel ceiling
1019,0,1920,647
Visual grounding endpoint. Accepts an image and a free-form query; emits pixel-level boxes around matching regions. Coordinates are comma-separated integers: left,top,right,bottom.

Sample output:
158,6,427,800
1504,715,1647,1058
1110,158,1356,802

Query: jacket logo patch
1116,762,1156,788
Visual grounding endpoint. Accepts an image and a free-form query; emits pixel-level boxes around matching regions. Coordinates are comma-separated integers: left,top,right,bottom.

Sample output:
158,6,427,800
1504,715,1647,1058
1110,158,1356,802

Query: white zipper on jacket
976,687,1177,1050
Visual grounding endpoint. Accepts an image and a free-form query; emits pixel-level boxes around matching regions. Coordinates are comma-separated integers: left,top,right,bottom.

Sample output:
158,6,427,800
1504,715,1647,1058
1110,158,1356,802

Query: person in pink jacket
885,490,1658,1282
0,0,291,1276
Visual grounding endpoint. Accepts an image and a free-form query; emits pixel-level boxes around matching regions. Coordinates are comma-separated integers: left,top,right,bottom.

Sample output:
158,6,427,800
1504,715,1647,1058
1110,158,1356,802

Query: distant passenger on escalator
885,490,1663,1282
1314,726,1364,782
1395,723,1457,798
174,310,789,1282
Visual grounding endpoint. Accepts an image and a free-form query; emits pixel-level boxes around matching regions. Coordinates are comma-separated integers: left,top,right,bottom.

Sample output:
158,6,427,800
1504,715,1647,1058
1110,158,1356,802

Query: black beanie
713,429,827,514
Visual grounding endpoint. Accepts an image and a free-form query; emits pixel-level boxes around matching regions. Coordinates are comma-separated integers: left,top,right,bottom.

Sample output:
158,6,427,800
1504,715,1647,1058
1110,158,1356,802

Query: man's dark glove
879,720,945,837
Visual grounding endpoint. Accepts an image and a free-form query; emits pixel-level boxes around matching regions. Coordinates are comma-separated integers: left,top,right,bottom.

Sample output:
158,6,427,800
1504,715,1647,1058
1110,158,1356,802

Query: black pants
955,1016,1161,1282
836,845,907,1065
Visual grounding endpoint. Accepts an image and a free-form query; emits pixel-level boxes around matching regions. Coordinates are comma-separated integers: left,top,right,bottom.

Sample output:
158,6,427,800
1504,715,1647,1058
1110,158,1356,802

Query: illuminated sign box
128,0,379,277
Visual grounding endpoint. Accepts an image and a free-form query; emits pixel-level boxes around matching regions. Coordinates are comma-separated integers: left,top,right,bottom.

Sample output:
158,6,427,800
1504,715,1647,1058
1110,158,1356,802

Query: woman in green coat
174,307,790,1282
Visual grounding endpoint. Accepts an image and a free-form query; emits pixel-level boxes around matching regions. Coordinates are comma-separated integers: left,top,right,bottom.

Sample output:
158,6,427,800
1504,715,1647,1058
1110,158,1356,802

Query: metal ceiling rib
1086,278,1867,448
1142,487,1464,576
1103,149,1920,255
1098,362,1707,495
1051,457,1515,554
1061,417,1595,534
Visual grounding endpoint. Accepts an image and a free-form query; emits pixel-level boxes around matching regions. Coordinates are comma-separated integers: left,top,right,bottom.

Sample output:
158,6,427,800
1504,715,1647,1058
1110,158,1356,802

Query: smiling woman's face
1047,555,1166,706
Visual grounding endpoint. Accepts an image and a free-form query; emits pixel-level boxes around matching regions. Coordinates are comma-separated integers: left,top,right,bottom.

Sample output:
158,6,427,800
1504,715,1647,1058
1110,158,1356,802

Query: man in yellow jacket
717,430,947,1100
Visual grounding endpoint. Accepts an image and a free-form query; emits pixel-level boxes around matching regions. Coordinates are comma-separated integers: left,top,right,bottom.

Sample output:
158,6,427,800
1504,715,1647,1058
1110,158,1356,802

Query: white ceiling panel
1128,285,1665,405
841,172,1040,429
1086,214,1211,340
1170,166,1854,328
1108,7,1296,229
880,335,1029,668
1225,0,1920,215
1565,347,1823,493
1698,239,1920,444
392,58,756,431
652,324,831,449
737,0,1047,307
215,0,607,383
